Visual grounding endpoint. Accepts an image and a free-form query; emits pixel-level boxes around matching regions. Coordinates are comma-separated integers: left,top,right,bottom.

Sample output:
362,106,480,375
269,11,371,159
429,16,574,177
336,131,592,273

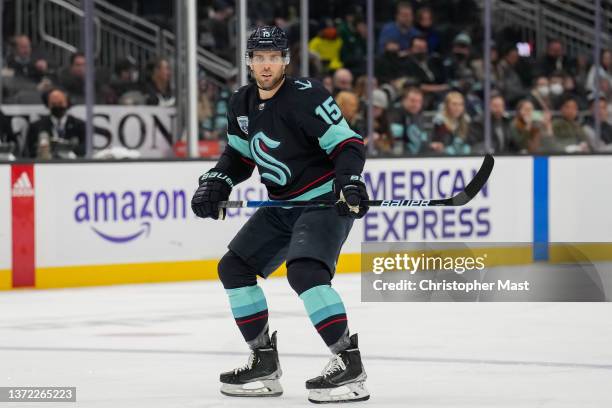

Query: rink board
0,165,10,289
549,156,612,242
2,155,611,289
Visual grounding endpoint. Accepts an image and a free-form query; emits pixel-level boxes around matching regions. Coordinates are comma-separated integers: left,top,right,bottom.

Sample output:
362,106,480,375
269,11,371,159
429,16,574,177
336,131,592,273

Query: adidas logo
12,172,34,197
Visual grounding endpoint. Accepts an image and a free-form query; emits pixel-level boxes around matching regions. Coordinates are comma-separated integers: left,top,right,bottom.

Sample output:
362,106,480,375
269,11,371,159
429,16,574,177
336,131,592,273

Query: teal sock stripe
226,285,268,319
299,285,346,326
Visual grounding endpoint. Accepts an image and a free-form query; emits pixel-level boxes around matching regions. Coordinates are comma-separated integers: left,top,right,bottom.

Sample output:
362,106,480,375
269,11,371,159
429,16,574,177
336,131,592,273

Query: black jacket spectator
538,40,576,77
468,113,518,153
25,88,86,158
375,42,409,84
339,19,368,77
26,115,86,158
1,110,18,151
142,58,175,106
5,35,50,83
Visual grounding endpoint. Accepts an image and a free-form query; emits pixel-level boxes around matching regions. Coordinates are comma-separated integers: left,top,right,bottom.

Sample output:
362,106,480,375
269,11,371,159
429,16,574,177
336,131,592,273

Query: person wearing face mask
25,88,86,159
527,75,553,112
404,35,447,107
107,58,142,104
548,71,568,109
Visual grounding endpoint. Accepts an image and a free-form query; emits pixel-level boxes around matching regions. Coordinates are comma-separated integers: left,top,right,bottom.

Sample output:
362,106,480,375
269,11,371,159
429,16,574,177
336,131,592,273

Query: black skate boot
306,333,369,403
220,331,283,397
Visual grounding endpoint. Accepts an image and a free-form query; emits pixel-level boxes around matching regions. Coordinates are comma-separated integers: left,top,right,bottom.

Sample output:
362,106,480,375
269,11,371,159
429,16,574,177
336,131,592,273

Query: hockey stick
219,154,494,209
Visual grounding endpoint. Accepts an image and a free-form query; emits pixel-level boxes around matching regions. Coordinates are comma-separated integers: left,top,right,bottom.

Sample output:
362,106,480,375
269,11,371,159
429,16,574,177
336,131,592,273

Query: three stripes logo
12,172,34,197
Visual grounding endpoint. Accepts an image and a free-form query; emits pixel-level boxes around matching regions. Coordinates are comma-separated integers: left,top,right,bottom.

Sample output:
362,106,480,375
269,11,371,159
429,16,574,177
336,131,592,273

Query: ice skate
306,333,370,403
220,331,283,397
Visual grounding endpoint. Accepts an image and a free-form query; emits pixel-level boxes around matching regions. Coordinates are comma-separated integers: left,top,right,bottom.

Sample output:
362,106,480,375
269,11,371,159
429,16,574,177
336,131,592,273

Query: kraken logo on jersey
250,132,292,186
237,116,249,134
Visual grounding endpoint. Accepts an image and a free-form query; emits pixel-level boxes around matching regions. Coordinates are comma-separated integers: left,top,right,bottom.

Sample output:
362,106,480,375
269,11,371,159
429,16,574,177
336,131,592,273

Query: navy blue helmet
246,26,290,64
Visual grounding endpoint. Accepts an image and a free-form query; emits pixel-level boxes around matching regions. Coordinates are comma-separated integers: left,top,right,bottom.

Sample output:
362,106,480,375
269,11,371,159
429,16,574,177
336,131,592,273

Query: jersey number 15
315,96,342,125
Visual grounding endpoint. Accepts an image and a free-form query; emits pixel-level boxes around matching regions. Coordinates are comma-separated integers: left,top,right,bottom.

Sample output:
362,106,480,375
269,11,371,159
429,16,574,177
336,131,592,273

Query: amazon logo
73,189,187,244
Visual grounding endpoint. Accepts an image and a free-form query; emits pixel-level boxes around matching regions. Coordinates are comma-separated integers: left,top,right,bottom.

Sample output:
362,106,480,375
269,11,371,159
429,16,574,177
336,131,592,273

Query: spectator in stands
527,75,554,113
548,71,568,109
377,2,419,55
332,68,354,95
339,16,367,77
5,34,50,83
583,96,612,152
496,46,528,106
335,91,363,133
25,88,86,159
472,42,499,85
551,95,589,153
442,33,477,94
209,1,235,62
586,49,612,94
142,57,175,106
414,7,440,55
370,89,393,154
538,39,575,77
404,35,447,108
561,73,587,110
468,94,518,153
0,110,18,157
308,21,344,73
375,40,408,84
57,52,88,104
108,58,142,104
431,91,471,155
388,87,432,155
508,99,554,154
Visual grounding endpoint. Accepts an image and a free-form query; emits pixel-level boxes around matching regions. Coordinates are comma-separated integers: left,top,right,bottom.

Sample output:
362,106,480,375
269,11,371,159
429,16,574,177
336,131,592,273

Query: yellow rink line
549,243,612,263
0,269,11,290
30,246,535,290
5,244,611,290
33,253,362,289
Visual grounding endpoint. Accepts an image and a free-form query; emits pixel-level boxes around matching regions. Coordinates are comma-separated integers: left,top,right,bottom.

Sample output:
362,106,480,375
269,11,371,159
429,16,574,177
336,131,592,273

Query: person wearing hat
309,20,344,72
442,33,478,94
370,89,393,154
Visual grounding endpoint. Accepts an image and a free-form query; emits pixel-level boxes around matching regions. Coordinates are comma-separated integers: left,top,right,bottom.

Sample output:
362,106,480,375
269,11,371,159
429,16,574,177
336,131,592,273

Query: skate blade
220,379,283,397
308,381,370,404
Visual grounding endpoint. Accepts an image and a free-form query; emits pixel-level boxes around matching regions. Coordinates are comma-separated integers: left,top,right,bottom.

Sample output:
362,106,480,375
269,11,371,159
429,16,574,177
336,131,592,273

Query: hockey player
191,26,370,403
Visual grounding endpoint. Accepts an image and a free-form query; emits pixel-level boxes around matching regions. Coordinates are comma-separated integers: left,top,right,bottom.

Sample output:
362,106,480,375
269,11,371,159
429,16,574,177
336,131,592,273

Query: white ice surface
1,273,612,407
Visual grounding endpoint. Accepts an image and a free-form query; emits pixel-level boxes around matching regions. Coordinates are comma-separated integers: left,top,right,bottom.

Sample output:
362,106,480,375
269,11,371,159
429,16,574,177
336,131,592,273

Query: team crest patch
237,116,249,134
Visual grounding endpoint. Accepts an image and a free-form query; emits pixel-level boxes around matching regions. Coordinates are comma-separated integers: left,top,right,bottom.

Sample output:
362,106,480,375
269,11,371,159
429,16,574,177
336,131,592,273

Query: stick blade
450,154,494,205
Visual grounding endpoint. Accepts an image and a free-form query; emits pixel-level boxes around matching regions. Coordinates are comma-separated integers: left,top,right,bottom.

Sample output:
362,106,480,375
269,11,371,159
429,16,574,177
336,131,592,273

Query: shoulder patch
294,79,312,90
237,116,249,134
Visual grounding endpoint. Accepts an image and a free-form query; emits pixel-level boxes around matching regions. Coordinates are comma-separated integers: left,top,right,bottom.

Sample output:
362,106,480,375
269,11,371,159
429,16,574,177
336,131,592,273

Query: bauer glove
333,174,369,219
191,170,233,220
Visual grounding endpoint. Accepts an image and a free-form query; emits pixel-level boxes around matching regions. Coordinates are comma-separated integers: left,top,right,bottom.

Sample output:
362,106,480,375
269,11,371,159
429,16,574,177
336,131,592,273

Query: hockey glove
333,174,369,219
191,170,233,220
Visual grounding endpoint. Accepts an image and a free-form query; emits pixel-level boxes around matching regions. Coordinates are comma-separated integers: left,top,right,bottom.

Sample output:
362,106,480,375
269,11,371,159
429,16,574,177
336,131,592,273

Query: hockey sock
226,285,270,349
300,284,351,354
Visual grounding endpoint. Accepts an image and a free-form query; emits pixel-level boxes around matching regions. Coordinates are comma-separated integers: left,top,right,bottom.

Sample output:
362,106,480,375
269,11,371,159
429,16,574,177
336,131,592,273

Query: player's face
250,51,286,91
